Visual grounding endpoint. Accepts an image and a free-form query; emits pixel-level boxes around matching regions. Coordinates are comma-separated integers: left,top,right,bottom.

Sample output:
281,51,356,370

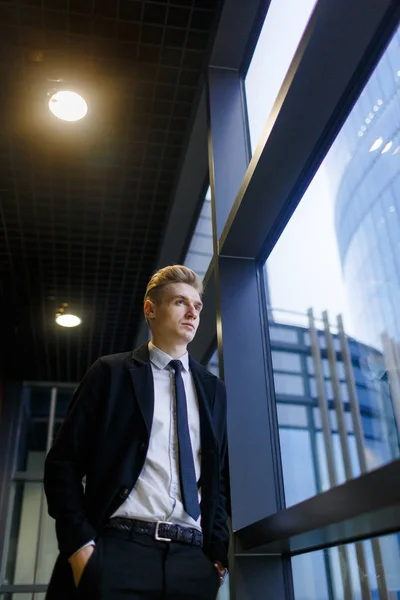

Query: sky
244,0,356,338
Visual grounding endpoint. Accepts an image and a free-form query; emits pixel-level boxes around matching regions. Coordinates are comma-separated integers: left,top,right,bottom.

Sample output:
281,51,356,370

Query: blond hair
144,265,203,323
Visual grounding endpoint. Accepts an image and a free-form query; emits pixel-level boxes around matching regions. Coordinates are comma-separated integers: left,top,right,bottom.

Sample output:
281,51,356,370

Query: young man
44,265,229,599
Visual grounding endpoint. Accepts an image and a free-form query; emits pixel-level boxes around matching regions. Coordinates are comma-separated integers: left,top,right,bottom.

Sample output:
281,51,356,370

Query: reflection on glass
184,187,213,280
36,507,59,584
260,24,400,509
245,0,318,152
292,533,400,600
2,385,74,596
17,389,51,472
5,482,42,585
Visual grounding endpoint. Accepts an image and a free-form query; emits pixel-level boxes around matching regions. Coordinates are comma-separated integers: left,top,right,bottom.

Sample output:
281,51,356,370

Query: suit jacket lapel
126,343,154,438
126,346,217,451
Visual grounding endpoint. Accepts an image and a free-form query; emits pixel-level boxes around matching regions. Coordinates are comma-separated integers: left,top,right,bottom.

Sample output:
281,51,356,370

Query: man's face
146,282,203,345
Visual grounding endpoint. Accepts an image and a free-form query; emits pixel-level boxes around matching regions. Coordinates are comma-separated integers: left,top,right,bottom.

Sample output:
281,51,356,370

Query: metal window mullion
322,312,352,478
339,317,390,600
208,60,293,598
308,309,336,483
323,312,373,600
308,308,353,600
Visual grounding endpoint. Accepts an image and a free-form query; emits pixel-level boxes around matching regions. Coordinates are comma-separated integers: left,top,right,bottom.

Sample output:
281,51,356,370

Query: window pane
5,482,42,585
266,25,400,505
272,350,302,372
17,389,51,472
269,326,298,344
279,429,317,506
274,373,305,396
36,508,58,584
245,0,318,153
292,533,400,600
184,187,213,279
277,404,308,427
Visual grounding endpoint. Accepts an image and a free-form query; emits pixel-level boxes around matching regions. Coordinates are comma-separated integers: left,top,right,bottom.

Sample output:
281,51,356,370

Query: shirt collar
148,342,189,372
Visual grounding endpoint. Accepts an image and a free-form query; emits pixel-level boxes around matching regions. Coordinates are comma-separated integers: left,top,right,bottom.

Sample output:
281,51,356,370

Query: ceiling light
56,313,82,327
373,105,379,112
381,141,393,154
369,137,383,152
361,125,366,132
377,99,383,105
48,91,88,122
393,145,400,155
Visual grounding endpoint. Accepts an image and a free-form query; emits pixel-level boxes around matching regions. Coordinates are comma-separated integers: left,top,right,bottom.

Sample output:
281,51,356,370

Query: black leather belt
106,517,203,547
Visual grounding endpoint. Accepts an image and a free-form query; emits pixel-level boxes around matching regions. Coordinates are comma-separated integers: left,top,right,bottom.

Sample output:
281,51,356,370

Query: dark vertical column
207,66,294,600
207,66,250,241
0,380,23,572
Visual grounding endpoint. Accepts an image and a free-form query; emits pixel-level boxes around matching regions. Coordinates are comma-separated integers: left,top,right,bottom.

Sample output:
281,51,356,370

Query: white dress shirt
112,342,202,531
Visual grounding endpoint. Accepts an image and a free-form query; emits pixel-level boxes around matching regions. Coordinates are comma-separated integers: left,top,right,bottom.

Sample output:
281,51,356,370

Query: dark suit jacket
44,343,229,598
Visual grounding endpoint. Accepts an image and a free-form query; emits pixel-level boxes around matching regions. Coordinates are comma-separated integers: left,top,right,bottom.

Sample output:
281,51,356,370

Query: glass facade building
329,31,400,350
210,317,400,599
209,318,400,505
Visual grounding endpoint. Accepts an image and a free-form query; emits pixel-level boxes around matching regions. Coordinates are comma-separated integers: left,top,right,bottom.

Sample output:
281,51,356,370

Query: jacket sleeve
43,359,104,556
208,380,230,567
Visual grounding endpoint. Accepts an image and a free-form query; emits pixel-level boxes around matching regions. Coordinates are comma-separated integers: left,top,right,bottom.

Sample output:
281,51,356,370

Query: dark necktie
169,360,200,521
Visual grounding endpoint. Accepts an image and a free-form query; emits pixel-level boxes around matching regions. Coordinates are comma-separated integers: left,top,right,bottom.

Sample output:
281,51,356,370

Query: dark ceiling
0,0,221,383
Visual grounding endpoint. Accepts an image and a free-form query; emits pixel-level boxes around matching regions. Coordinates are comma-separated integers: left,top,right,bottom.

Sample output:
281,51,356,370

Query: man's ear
144,298,156,320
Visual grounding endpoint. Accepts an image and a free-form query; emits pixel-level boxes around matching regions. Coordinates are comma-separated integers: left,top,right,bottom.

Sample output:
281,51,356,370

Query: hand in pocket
69,545,95,588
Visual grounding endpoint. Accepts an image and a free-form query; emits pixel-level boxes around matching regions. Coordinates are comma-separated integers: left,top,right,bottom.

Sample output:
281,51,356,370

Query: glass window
307,356,346,379
17,389,51,473
265,27,400,504
245,0,318,152
2,385,73,596
277,403,308,427
313,408,354,434
4,482,43,585
272,350,302,372
274,373,305,396
269,326,298,344
292,533,400,600
279,429,318,507
206,349,219,377
184,187,213,279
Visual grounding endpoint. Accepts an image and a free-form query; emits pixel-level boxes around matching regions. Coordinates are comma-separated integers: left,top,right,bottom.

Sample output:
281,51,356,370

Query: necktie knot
169,359,183,373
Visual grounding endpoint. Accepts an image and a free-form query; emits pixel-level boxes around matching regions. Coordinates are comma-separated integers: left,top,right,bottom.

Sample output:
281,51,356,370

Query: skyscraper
330,31,400,350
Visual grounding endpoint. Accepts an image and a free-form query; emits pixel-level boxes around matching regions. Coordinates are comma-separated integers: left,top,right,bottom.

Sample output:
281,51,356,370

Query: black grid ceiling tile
0,0,221,382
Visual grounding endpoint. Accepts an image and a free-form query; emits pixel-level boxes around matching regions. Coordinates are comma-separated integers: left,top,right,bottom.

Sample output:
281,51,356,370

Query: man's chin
178,328,195,342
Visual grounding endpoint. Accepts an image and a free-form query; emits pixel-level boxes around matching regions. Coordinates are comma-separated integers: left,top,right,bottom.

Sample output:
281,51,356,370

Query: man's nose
186,305,197,318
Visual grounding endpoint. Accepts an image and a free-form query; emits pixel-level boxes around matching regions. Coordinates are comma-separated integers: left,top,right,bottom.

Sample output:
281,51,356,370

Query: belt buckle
155,521,173,542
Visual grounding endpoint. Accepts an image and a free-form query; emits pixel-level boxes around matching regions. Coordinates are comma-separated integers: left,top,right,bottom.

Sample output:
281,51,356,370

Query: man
44,265,229,599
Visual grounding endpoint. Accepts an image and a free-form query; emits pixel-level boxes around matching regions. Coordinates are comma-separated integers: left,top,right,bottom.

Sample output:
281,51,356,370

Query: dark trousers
76,527,220,599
